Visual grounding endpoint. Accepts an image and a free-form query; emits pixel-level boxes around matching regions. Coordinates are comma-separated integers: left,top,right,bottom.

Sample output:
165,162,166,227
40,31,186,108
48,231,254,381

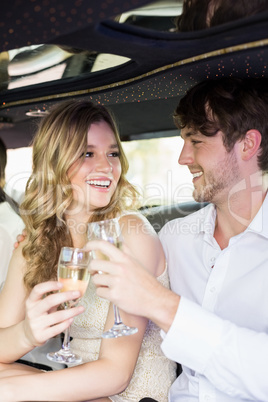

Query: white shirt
0,201,25,288
159,194,268,401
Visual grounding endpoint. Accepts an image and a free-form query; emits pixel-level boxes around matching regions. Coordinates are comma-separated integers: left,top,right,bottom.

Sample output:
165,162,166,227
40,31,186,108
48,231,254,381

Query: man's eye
191,140,202,145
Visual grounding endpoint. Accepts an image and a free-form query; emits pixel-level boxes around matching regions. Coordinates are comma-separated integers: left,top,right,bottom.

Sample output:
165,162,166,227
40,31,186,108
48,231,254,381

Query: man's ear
241,129,262,161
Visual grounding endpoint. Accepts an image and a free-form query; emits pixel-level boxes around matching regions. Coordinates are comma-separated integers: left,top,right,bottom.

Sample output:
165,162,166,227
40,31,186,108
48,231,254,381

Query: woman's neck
65,210,92,248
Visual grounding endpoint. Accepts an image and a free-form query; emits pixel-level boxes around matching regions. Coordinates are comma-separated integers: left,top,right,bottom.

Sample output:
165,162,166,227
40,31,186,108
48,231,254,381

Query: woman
0,100,176,401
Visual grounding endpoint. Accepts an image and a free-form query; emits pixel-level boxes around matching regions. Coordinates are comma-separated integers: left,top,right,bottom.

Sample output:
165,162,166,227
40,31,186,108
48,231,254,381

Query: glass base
47,349,82,364
102,324,138,339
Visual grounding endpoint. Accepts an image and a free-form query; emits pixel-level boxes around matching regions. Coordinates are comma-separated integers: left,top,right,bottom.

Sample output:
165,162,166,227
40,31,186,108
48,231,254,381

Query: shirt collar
247,191,268,238
196,192,268,239
196,203,217,235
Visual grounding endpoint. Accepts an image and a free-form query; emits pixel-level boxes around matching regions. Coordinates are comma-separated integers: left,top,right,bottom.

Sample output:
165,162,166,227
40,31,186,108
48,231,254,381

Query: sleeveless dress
70,264,177,401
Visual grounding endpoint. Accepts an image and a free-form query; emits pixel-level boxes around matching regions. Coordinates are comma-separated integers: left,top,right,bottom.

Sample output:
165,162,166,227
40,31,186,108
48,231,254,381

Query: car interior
1,0,268,371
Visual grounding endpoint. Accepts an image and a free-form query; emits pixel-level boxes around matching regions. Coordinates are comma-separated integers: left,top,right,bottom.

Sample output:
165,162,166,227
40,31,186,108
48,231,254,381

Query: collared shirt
0,201,25,288
159,194,268,401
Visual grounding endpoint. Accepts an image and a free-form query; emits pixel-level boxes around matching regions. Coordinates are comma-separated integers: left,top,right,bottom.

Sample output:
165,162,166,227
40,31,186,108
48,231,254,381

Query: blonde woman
0,100,176,402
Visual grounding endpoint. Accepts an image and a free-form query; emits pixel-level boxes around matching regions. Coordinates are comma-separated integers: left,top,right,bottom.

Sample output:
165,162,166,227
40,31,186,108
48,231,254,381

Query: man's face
178,126,240,204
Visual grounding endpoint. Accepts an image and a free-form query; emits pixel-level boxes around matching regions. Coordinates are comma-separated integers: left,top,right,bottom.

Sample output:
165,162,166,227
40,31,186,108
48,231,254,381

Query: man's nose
178,143,194,166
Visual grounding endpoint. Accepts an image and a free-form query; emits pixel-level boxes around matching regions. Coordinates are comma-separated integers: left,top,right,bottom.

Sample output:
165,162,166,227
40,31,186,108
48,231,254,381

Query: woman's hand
23,281,85,348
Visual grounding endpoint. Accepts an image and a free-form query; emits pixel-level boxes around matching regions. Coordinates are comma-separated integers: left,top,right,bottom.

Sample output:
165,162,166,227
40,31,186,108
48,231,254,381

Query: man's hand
85,240,180,333
13,229,27,249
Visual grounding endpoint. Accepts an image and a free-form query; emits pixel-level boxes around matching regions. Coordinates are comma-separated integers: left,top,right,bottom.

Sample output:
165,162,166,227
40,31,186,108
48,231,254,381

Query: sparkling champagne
58,264,90,306
92,240,122,261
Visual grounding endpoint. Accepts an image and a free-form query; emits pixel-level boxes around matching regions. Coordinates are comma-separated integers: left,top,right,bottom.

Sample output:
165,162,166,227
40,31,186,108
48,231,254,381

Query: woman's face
67,121,122,217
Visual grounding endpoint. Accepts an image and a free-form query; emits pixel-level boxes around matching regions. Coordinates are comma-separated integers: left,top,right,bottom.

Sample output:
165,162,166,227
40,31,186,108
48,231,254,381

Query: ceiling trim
1,37,267,110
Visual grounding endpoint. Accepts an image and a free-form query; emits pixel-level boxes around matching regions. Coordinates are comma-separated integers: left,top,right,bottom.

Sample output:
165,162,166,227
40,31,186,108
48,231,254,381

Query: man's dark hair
174,77,268,172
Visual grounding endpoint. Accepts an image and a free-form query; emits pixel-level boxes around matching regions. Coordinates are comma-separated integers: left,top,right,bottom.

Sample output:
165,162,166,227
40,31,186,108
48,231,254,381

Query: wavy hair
21,100,140,290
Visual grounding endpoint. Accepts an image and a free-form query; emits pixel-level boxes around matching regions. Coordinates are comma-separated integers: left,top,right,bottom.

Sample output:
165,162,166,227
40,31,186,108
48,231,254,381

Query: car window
5,136,194,207
124,135,194,206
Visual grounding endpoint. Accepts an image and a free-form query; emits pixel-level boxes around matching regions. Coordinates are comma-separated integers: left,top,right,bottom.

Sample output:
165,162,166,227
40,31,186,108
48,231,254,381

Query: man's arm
162,296,268,400
88,239,268,401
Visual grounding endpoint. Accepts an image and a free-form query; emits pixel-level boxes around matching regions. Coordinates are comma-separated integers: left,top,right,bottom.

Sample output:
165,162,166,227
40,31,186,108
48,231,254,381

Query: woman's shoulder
119,212,165,277
119,211,157,235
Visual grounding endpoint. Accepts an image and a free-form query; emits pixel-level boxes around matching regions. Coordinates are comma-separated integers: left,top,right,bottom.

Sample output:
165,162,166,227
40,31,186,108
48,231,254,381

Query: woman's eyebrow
86,144,119,149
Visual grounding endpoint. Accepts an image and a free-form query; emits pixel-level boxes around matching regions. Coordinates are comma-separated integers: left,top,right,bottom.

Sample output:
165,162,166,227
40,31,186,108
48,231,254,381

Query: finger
92,271,111,287
85,240,124,261
32,317,76,344
90,259,119,276
27,289,82,316
17,233,25,242
28,281,63,302
13,241,19,250
42,305,85,329
43,318,75,341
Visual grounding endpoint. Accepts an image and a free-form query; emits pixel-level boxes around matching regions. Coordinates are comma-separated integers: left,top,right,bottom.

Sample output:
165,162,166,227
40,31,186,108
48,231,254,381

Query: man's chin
193,189,211,204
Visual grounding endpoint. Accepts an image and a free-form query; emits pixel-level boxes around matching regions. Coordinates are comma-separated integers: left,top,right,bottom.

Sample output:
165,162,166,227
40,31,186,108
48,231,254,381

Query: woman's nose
178,143,194,166
96,155,113,172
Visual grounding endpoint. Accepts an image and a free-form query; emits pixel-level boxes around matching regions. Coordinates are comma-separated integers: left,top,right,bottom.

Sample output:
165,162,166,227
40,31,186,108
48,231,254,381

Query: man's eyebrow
180,130,196,140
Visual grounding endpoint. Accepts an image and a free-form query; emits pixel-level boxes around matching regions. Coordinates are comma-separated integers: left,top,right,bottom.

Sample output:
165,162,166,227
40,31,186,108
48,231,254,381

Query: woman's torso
70,263,176,402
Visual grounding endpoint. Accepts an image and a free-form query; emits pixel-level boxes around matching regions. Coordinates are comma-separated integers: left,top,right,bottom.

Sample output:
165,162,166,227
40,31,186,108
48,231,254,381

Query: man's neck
213,180,268,250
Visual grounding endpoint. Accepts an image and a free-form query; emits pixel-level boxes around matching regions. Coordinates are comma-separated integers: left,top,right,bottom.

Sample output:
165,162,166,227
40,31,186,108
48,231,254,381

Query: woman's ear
241,129,262,161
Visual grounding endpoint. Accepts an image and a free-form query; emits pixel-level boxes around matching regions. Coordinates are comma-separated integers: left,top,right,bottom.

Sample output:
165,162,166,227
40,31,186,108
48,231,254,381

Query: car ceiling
0,0,267,149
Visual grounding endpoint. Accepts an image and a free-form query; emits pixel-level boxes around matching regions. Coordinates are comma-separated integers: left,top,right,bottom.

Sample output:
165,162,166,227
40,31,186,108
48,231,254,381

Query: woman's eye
108,152,120,157
85,151,94,157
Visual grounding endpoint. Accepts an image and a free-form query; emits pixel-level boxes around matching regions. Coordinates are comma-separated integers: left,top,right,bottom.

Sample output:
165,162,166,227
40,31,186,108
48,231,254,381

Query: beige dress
70,264,176,401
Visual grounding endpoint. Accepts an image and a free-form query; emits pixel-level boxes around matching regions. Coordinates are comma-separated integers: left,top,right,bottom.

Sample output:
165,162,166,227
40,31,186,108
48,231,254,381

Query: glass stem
113,305,123,325
62,326,71,351
62,306,71,352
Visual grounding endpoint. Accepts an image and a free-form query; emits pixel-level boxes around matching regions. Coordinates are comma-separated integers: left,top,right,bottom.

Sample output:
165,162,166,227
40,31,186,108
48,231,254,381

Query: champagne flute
47,247,91,364
88,217,138,338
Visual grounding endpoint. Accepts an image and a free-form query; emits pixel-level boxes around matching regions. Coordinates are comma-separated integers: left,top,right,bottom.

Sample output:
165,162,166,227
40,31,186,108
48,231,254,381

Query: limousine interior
1,0,268,371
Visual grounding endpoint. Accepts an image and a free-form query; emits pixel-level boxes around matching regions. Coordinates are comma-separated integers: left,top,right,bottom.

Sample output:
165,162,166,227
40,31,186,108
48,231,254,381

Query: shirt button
210,286,216,293
204,395,211,401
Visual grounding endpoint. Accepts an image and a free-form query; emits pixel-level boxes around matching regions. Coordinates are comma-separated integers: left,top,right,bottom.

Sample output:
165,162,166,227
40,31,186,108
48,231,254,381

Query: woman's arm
0,243,85,363
0,214,165,401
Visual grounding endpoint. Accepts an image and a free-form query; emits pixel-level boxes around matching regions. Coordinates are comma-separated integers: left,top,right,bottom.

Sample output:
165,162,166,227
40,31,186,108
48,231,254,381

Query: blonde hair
21,100,140,290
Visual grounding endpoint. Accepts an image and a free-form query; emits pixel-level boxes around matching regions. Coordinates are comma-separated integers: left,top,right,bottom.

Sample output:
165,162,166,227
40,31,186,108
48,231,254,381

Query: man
87,77,268,401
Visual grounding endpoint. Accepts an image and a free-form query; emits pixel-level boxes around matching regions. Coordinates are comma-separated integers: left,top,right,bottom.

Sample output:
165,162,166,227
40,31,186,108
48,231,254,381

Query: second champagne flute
88,217,138,338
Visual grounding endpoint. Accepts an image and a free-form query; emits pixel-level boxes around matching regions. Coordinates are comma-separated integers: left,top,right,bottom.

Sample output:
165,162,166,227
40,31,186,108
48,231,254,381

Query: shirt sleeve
161,296,268,400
